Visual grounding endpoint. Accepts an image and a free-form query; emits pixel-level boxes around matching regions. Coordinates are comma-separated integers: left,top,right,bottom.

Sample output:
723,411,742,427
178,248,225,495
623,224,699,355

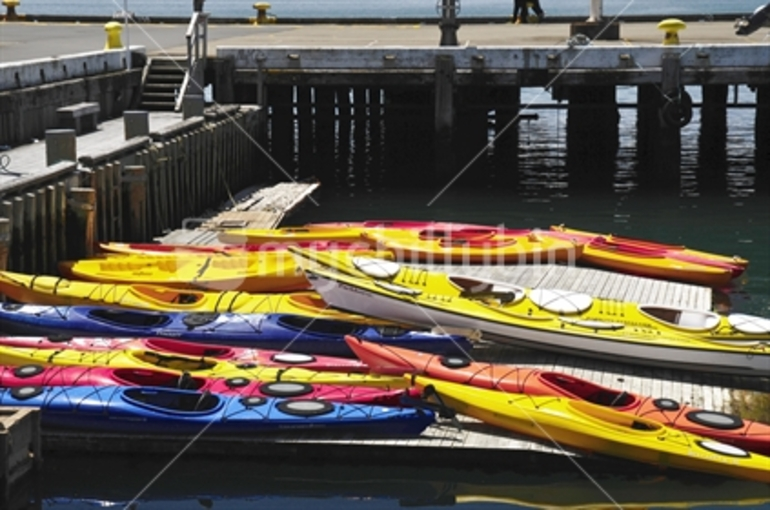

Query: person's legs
530,0,545,18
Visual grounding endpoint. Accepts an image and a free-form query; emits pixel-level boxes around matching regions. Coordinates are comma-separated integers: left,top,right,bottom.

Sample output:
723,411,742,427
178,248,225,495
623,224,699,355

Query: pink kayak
98,240,371,256
0,336,368,373
0,364,416,406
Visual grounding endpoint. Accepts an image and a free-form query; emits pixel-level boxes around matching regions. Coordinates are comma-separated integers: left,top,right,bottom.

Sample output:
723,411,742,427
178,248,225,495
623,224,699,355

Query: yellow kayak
411,375,770,483
0,270,387,324
361,228,583,264
296,261,770,376
547,225,745,287
0,345,405,388
59,252,311,293
218,225,372,245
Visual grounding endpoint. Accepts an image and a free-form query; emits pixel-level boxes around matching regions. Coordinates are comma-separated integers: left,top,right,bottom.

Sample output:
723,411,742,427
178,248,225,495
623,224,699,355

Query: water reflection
26,455,770,510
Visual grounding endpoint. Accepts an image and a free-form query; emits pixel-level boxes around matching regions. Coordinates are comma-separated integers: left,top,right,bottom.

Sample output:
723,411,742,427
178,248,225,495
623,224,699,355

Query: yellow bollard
2,0,21,21
253,2,276,24
104,21,124,50
657,18,686,45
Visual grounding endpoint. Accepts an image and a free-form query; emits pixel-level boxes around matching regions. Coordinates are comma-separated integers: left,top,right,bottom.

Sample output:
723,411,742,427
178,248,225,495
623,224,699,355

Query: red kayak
0,364,416,406
0,336,368,373
547,225,747,278
345,336,770,455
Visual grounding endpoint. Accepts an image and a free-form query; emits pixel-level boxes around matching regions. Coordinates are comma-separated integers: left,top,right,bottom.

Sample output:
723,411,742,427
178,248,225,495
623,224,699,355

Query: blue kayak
0,304,473,356
0,385,434,436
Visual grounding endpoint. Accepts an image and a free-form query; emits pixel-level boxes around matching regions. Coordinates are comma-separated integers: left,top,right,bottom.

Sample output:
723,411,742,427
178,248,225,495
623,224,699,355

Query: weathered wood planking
155,181,320,243
417,263,712,310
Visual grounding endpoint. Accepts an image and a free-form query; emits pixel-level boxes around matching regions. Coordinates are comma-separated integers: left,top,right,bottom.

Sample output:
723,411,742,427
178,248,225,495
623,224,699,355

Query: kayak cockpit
448,276,525,304
540,372,637,408
121,388,221,414
638,305,721,331
87,308,171,328
112,369,206,390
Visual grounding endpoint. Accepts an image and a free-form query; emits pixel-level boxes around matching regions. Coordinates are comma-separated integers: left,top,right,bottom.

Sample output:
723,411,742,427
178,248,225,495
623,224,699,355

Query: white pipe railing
176,11,209,112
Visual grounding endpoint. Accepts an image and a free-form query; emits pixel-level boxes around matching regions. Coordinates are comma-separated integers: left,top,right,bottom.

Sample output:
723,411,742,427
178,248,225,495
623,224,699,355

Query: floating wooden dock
35,219,751,469
156,181,321,246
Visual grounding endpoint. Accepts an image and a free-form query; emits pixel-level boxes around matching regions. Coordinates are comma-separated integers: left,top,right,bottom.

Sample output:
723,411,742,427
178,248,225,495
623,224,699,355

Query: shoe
514,16,522,24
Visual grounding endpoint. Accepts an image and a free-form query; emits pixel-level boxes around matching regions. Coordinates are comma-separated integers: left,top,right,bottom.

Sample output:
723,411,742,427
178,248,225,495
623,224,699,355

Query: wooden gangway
156,181,321,246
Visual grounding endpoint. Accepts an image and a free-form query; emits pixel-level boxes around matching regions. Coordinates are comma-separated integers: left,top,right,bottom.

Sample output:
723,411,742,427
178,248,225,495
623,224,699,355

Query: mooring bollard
45,129,77,167
104,21,124,49
123,110,150,140
253,2,276,24
658,18,686,45
2,0,21,21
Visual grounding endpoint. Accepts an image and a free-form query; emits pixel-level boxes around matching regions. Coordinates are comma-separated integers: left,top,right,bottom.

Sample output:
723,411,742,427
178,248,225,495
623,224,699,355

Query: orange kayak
548,225,747,287
345,335,770,455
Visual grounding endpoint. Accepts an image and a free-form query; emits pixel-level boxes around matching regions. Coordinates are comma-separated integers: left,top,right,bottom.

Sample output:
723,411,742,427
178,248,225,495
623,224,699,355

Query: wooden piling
352,86,369,186
490,86,521,187
637,84,681,189
35,188,48,272
566,85,619,190
369,87,384,178
455,86,490,187
314,86,336,184
755,85,770,194
122,165,148,242
55,182,67,268
268,85,294,180
0,218,10,272
698,85,728,191
435,55,456,181
23,193,36,272
10,197,24,273
296,86,314,179
337,86,353,185
67,188,96,260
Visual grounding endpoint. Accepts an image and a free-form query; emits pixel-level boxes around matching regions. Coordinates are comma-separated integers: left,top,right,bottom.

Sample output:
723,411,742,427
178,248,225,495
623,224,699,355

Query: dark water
28,455,770,509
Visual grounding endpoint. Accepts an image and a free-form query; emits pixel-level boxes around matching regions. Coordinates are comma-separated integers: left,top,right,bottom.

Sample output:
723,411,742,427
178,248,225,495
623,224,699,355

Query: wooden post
36,188,48,273
314,86,336,184
755,85,770,194
0,218,10,272
698,84,728,192
296,85,313,179
67,188,96,260
566,85,619,190
435,54,456,180
55,182,67,269
23,193,36,273
122,165,148,242
10,197,24,272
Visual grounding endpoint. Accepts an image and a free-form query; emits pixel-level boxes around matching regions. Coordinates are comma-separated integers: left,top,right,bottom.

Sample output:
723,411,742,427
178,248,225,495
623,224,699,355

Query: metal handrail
175,11,209,112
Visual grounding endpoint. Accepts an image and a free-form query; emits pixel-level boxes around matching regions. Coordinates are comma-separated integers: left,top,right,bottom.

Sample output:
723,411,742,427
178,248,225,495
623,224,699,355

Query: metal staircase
138,57,188,111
